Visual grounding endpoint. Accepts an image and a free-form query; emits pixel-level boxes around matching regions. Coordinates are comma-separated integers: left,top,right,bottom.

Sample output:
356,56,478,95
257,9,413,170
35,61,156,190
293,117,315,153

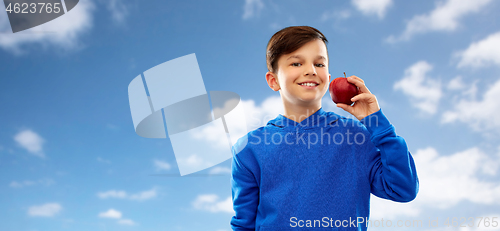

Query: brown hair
266,26,329,73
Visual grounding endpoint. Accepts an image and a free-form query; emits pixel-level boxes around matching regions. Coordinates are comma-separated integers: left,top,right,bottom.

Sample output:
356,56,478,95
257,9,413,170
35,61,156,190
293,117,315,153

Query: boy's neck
282,101,322,123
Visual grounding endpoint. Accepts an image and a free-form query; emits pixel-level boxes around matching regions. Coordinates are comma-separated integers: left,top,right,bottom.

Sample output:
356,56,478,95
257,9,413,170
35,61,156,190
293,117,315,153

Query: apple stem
344,72,346,78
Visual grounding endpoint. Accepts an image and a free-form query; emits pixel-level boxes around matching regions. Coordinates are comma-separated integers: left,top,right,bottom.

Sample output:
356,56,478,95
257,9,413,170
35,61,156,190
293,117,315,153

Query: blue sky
1,0,500,230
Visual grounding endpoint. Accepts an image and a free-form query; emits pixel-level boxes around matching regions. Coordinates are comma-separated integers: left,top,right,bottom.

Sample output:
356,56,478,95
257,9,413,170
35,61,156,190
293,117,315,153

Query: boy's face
266,39,331,107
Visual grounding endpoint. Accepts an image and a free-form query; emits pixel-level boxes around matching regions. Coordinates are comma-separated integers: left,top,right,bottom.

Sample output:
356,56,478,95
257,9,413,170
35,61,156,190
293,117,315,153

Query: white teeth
300,83,317,86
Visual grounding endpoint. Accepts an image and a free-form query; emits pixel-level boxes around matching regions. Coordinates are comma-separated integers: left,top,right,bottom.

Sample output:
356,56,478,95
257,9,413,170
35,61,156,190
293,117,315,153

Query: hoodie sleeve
230,146,259,231
359,109,419,202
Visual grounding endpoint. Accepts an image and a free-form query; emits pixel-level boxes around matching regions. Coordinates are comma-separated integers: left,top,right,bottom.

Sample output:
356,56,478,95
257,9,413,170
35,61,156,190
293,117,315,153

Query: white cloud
106,123,120,130
177,154,208,169
189,96,283,152
28,203,62,217
456,31,500,68
209,166,231,175
241,96,284,130
351,0,392,19
128,188,157,201
371,146,500,219
158,95,283,176
386,0,493,43
242,0,264,20
10,178,54,188
153,159,171,171
99,209,137,226
321,9,351,22
14,129,45,158
414,147,500,208
105,0,128,24
192,194,234,214
191,98,242,151
269,22,281,30
175,96,283,173
10,180,35,188
97,188,157,201
97,157,111,164
117,219,136,225
442,78,500,133
394,61,442,114
369,195,421,220
98,209,122,219
186,101,236,152
97,190,127,199
461,80,479,99
447,76,466,90
0,0,95,54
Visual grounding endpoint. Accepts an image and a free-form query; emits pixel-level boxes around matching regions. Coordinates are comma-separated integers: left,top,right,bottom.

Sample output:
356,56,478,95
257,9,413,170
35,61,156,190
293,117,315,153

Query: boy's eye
291,63,301,67
316,64,325,67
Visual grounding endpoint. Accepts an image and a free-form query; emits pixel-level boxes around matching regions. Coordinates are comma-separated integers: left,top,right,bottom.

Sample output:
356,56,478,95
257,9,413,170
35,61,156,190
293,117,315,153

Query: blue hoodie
230,107,419,231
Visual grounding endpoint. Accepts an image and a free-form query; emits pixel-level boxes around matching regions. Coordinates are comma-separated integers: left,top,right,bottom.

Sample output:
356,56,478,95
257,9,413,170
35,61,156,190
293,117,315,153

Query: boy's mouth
298,82,319,88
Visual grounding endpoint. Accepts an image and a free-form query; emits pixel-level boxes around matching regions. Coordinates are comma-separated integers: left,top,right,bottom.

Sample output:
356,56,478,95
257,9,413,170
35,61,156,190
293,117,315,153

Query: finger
347,76,371,94
336,103,354,114
351,93,372,102
349,75,364,84
346,75,370,94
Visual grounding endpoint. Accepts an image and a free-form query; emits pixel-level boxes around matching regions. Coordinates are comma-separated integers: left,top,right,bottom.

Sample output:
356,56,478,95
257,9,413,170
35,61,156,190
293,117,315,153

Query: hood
266,107,341,130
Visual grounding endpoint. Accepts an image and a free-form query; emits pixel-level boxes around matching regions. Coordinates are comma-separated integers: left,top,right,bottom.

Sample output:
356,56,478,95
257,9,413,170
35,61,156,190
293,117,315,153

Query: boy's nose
304,65,317,76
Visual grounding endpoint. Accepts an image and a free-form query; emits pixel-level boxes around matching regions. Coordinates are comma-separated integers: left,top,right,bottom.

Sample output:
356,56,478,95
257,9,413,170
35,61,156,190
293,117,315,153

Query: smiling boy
230,26,419,230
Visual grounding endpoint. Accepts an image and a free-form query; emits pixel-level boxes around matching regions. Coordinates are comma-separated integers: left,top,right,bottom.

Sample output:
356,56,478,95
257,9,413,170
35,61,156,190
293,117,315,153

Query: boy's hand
336,75,380,121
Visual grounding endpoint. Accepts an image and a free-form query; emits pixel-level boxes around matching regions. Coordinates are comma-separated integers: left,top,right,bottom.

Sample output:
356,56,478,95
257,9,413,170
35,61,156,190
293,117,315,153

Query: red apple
329,73,358,105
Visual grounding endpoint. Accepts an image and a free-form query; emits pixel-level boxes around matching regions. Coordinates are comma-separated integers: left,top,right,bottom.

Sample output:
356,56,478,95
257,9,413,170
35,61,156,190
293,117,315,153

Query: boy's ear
265,71,280,91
